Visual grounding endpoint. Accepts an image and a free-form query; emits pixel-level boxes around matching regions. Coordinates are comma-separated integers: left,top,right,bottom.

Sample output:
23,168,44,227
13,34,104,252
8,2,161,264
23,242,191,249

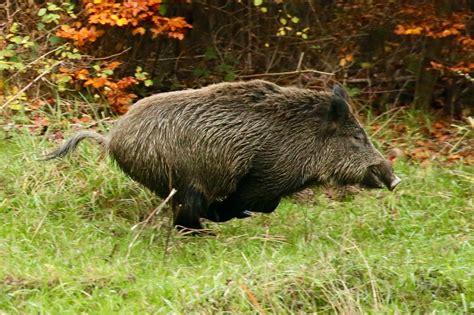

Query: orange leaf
59,66,72,73
72,116,93,124
29,99,47,110
132,27,146,36
104,61,122,70
168,32,184,40
432,122,446,129
33,116,49,127
84,77,108,88
75,69,90,80
446,154,461,161
430,61,444,69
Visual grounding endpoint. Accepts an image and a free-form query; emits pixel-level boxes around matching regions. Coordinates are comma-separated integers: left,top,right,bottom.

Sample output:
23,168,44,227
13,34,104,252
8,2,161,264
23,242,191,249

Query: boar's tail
40,131,109,160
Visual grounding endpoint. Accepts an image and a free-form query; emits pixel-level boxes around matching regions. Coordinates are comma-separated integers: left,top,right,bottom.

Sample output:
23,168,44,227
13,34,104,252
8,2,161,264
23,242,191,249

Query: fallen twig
131,188,177,231
126,189,177,259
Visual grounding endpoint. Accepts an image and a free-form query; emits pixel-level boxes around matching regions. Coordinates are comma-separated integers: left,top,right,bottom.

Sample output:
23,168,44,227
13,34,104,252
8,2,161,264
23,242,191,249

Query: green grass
0,129,473,314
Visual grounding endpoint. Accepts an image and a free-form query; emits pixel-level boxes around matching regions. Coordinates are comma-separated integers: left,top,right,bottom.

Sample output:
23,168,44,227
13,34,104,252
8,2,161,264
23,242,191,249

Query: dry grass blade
240,283,266,315
175,227,215,236
249,234,288,243
369,106,406,138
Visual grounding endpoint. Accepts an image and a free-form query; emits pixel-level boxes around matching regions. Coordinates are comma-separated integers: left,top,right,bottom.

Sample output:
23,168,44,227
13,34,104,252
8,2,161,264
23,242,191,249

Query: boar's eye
352,133,364,141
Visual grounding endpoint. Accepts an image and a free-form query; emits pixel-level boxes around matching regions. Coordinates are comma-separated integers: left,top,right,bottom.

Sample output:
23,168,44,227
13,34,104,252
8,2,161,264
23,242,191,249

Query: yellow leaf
9,102,23,111
291,17,300,24
116,18,128,26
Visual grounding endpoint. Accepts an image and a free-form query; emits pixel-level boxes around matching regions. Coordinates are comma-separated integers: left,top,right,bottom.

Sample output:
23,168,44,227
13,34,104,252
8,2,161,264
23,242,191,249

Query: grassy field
0,127,473,314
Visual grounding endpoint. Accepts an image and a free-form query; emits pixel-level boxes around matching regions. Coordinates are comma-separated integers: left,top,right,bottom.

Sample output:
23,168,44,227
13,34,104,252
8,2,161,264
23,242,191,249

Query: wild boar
43,80,401,231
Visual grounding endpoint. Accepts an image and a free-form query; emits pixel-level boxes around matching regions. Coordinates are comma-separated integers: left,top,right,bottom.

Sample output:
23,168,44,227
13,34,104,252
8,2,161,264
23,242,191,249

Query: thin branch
152,54,206,62
239,69,334,79
7,44,67,82
346,76,415,83
5,0,11,22
131,188,177,231
296,52,305,71
87,47,132,61
247,0,253,71
0,61,63,112
127,188,177,260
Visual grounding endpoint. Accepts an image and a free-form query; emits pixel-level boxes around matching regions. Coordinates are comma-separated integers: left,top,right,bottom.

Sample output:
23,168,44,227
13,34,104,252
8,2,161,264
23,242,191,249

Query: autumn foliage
58,61,142,113
56,0,192,46
54,0,191,113
0,1,472,117
394,4,474,76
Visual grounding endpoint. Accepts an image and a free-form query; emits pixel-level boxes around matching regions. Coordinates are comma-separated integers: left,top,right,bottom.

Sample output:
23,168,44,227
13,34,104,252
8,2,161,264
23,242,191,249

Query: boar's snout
389,174,401,191
362,160,401,191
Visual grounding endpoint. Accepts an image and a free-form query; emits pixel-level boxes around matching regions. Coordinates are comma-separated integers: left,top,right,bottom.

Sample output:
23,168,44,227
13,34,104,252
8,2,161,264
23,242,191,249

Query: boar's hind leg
172,187,207,231
205,195,281,222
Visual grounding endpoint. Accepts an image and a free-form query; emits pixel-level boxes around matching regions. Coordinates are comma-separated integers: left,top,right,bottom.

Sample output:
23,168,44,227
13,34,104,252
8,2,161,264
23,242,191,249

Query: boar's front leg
172,187,207,231
249,197,281,214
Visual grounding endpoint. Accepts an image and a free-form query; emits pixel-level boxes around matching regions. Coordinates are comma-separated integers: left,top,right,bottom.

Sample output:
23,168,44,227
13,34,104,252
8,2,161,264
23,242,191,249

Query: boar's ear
332,84,349,101
327,94,350,127
325,84,350,128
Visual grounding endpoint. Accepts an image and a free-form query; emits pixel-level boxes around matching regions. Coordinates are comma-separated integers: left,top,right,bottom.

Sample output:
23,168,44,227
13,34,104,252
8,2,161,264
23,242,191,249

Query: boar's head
319,85,401,191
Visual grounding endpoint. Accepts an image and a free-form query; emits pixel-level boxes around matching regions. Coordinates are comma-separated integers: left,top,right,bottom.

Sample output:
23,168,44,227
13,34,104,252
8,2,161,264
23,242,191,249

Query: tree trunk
413,0,453,110
413,39,442,109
